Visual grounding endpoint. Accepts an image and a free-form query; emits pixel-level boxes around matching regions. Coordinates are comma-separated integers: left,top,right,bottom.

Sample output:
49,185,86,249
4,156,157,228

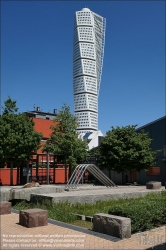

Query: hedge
108,191,166,233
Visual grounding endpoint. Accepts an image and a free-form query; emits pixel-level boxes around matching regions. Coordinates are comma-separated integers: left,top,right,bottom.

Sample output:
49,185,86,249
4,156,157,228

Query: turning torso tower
73,8,106,136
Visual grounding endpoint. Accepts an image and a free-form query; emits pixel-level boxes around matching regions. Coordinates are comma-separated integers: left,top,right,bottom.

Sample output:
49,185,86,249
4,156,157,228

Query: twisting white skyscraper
73,8,106,136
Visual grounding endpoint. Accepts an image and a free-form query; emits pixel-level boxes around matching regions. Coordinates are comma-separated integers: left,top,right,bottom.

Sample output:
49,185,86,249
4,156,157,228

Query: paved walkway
1,212,166,250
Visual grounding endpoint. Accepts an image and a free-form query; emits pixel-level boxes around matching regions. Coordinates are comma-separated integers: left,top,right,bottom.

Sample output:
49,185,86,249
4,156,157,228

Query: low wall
0,186,64,202
30,189,166,204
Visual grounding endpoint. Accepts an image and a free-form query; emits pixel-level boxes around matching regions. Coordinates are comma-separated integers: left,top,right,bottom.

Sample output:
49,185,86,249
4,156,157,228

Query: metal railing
65,164,117,190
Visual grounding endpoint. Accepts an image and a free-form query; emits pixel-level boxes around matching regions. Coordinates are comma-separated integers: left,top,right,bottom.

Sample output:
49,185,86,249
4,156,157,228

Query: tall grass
13,191,166,230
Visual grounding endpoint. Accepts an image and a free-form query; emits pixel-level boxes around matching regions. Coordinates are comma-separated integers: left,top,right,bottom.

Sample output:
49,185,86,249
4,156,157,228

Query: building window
147,166,160,176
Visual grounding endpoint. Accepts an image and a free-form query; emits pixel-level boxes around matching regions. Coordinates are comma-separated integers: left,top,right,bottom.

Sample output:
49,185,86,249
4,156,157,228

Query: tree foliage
99,125,159,173
43,104,88,174
0,97,42,164
2,96,18,114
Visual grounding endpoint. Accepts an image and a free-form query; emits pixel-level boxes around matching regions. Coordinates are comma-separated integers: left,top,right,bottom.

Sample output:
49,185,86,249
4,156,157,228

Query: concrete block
85,216,93,222
93,213,131,239
0,190,11,202
11,186,64,201
74,213,85,220
19,208,48,228
0,201,11,215
146,181,161,189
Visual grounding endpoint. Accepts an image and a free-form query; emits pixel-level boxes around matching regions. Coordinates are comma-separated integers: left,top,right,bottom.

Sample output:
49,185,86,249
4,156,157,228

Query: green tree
88,146,101,166
0,97,42,184
2,96,18,114
99,125,159,175
43,104,88,180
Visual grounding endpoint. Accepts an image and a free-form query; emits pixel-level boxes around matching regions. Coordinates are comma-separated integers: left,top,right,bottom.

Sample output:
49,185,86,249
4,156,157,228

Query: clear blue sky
1,1,165,135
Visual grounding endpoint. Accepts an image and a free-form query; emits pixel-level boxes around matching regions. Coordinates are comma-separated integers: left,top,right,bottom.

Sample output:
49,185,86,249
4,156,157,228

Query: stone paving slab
1,212,166,250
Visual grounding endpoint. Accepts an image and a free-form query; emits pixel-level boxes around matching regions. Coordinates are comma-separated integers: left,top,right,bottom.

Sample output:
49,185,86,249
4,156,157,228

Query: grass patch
13,199,77,223
69,220,93,230
13,191,166,233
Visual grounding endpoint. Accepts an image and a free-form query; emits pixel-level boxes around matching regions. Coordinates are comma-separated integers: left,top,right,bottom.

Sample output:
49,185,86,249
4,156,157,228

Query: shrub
108,192,166,233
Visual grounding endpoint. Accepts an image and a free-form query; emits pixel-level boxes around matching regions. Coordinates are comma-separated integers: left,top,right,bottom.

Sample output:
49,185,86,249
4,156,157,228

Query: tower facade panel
73,8,106,135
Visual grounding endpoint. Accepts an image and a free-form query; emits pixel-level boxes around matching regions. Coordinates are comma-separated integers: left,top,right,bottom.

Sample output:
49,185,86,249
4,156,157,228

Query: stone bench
93,213,131,239
146,181,161,189
19,208,48,228
0,201,11,215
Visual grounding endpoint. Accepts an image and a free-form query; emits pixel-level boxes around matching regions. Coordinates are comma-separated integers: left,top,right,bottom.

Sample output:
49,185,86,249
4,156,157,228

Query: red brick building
0,109,69,185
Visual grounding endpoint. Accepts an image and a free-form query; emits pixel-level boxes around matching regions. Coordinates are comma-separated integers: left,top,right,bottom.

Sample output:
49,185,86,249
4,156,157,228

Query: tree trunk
65,155,67,183
36,154,39,182
121,171,124,185
47,152,49,185
53,155,56,184
69,164,72,179
10,161,13,186
17,162,20,185
26,162,29,183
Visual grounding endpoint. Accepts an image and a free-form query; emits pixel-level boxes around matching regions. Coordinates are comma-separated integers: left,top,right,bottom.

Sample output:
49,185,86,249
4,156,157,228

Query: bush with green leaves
108,192,166,233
